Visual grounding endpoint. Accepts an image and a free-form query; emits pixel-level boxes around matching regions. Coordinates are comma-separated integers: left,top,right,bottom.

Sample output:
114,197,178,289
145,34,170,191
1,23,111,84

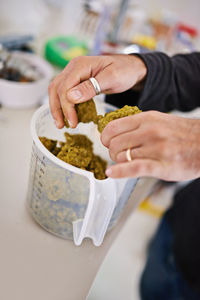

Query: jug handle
73,177,117,246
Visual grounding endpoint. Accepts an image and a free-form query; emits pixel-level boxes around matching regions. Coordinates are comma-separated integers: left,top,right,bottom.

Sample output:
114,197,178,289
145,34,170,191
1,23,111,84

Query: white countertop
0,105,156,300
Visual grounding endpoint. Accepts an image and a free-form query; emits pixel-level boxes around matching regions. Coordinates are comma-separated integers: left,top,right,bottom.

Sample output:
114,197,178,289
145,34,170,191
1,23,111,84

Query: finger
48,75,65,128
116,145,160,163
56,59,98,127
66,78,99,104
60,57,128,105
108,130,143,161
57,57,99,105
60,99,78,128
116,147,144,163
50,57,92,127
50,94,65,129
56,63,97,127
101,114,142,147
95,66,125,94
49,55,112,128
59,78,99,127
64,67,116,105
58,65,118,126
105,159,162,179
58,76,99,127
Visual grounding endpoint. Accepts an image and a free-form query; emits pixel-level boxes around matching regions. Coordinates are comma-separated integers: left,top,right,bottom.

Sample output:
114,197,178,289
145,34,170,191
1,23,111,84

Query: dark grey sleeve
106,52,200,113
136,51,200,112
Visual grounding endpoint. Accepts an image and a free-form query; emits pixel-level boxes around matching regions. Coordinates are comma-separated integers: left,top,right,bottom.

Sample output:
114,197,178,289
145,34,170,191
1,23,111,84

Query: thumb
66,66,117,104
66,78,100,104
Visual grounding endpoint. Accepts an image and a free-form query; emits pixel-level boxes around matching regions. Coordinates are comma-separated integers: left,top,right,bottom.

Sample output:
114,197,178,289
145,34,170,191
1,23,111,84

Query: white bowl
0,51,54,108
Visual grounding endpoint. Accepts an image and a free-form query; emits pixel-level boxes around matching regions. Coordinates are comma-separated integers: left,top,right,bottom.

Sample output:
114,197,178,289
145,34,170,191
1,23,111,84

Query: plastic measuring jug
26,99,137,246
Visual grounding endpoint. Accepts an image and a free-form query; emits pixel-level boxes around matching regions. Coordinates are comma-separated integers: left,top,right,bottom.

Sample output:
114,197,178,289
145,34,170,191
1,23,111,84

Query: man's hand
101,111,200,181
48,54,147,128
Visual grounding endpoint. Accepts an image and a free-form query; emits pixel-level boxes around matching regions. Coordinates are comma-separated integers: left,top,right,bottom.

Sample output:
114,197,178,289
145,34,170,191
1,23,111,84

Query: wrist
129,54,147,91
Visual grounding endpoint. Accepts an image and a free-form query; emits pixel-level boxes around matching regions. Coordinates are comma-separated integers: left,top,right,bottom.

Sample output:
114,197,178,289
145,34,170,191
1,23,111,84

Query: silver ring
89,77,101,95
126,148,132,162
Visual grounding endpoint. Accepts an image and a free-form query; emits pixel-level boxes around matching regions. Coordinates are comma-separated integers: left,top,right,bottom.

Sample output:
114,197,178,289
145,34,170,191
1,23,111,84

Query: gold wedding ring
89,77,101,95
126,148,132,162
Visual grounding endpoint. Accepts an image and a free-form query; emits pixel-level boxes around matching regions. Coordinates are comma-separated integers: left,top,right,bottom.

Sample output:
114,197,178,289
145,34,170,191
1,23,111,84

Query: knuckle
68,56,85,67
159,141,169,157
49,106,55,117
68,57,78,67
109,137,118,153
48,81,55,93
100,132,110,147
83,80,95,96
145,110,160,122
175,150,183,162
116,152,123,163
144,161,154,174
100,133,111,149
114,166,124,178
130,161,148,175
132,148,140,159
105,120,118,136
148,110,160,118
57,85,64,98
131,161,141,174
110,68,118,80
109,148,115,161
147,126,161,138
135,162,146,176
110,70,121,88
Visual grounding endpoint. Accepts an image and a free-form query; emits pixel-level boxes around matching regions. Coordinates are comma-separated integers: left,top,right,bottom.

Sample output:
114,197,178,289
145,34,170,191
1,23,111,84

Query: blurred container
0,51,53,108
27,100,137,246
45,36,88,68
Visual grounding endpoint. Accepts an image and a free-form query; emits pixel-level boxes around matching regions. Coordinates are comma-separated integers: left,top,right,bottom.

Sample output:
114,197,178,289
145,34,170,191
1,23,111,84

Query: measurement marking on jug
36,193,41,200
30,144,48,210
38,181,43,188
40,167,45,174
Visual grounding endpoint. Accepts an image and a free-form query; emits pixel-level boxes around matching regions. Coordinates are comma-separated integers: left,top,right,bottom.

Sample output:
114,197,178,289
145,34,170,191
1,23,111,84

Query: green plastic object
44,36,88,68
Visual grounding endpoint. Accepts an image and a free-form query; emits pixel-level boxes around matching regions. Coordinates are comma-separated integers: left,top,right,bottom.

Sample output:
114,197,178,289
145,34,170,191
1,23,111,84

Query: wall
132,0,200,30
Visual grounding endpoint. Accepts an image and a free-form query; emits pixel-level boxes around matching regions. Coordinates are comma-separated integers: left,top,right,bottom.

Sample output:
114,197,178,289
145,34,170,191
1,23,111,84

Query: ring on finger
126,148,132,162
89,77,101,95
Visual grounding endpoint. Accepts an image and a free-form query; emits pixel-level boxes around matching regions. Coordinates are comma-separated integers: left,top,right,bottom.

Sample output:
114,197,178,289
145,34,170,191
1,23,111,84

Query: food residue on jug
40,132,108,180
39,100,141,180
39,137,60,155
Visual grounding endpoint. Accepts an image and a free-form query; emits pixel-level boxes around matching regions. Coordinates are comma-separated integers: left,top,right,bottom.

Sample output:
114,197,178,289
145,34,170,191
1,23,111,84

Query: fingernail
106,168,112,177
68,119,73,128
68,89,82,101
